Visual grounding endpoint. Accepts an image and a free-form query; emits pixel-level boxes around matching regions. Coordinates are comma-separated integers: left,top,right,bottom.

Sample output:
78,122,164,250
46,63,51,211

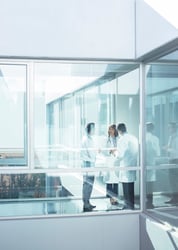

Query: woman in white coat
103,124,119,205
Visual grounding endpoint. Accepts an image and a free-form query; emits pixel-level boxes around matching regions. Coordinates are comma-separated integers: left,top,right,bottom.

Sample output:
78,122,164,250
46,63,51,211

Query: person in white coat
103,124,119,205
113,123,138,210
164,122,178,204
146,122,160,208
81,122,97,212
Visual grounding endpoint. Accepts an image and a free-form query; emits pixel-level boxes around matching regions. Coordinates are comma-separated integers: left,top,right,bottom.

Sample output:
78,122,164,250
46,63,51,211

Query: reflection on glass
0,170,140,217
0,173,45,199
0,64,27,166
146,63,178,209
145,122,160,209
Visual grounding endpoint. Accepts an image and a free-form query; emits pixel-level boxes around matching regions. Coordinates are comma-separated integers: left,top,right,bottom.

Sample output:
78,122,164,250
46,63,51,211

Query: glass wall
0,54,178,226
0,64,27,166
145,58,178,216
0,61,140,217
34,62,140,169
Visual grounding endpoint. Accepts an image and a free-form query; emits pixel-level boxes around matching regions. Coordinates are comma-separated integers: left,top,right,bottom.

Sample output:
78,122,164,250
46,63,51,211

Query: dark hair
146,122,154,132
117,123,127,133
108,124,118,137
85,122,95,134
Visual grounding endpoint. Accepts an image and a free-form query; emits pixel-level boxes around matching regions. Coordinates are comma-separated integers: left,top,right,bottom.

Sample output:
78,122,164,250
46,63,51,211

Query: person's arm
112,137,127,159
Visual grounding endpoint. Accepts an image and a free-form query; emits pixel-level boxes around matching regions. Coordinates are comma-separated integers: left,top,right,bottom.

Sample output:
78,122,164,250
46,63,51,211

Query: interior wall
135,0,178,58
0,0,135,59
0,213,139,250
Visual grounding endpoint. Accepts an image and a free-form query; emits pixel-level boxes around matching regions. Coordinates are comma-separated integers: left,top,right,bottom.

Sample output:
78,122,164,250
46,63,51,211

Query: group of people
81,121,178,212
80,122,138,212
146,121,178,207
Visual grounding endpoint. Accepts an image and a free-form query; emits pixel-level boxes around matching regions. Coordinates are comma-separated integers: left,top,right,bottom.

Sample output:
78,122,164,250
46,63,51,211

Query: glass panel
145,63,178,210
34,62,139,169
0,61,140,218
158,49,178,62
0,64,27,166
32,62,140,215
0,170,140,217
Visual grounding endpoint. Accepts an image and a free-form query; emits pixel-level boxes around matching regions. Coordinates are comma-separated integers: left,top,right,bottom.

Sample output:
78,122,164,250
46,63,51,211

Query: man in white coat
81,122,97,212
113,123,138,210
146,122,160,208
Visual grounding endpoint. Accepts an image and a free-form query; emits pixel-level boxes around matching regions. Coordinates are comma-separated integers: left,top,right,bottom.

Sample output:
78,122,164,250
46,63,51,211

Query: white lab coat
115,133,138,183
80,134,98,177
146,132,160,182
80,135,97,163
103,136,119,183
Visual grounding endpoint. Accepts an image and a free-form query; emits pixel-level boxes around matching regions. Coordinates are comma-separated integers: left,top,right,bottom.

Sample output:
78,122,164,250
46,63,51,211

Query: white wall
0,213,139,250
136,0,178,58
1,0,178,60
0,0,135,59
